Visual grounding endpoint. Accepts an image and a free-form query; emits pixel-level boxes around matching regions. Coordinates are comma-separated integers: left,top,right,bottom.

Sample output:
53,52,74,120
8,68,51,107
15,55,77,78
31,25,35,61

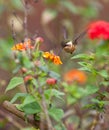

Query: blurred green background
0,0,109,130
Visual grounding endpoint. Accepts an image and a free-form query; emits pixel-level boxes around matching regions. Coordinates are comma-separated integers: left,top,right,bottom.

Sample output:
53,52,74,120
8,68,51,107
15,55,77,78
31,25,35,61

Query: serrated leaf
71,53,95,60
78,61,88,67
44,89,64,100
31,78,39,88
98,70,108,78
21,101,41,115
52,89,64,97
79,67,92,72
49,71,60,80
10,93,28,103
18,95,41,115
49,108,64,122
22,56,33,69
85,85,99,95
38,65,49,73
71,54,88,59
6,77,24,92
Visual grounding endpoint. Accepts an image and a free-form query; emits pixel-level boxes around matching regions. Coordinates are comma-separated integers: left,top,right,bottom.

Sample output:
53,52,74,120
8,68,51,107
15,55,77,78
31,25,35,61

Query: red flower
46,78,57,85
88,20,109,40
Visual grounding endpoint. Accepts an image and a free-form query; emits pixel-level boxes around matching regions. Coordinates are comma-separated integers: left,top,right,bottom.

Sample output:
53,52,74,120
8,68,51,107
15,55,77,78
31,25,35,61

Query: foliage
2,0,109,130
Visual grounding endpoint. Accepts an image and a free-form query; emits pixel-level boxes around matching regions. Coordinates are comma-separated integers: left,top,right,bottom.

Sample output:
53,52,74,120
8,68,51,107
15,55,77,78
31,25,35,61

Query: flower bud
35,37,44,44
24,75,33,83
21,67,27,73
46,78,57,85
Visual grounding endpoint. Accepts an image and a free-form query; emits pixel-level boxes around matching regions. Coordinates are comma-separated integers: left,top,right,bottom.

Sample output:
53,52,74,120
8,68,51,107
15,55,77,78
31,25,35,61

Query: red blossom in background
88,20,109,40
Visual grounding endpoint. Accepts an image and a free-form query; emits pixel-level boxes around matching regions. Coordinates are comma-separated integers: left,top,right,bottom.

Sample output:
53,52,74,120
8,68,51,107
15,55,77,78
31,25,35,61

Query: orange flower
49,53,54,61
43,52,51,59
64,69,87,84
12,39,34,51
12,43,25,51
43,51,62,65
53,56,62,65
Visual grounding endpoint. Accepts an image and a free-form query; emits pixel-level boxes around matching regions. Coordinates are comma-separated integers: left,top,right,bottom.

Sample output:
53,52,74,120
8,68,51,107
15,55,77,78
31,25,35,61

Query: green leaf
18,95,41,115
21,127,39,130
49,71,60,80
71,53,95,60
60,1,79,14
52,89,64,98
42,9,57,22
100,81,109,87
78,61,96,73
54,124,66,130
49,107,64,122
6,77,24,92
67,95,77,104
98,70,108,78
38,65,49,73
31,78,39,88
85,85,99,95
72,54,88,59
80,3,98,19
44,0,58,5
44,89,64,100
10,93,28,103
11,0,23,10
21,101,41,115
78,61,88,67
22,56,33,69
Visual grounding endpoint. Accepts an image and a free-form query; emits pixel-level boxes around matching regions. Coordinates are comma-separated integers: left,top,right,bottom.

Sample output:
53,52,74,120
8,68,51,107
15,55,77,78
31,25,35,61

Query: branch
2,101,48,129
0,109,23,129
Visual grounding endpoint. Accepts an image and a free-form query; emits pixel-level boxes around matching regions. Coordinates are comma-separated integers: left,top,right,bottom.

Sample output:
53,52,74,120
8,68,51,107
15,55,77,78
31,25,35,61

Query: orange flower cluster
12,39,34,51
43,52,62,65
64,69,87,84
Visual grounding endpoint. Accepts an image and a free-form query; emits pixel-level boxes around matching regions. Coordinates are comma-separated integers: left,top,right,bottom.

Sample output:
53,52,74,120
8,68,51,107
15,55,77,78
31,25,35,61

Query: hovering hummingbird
61,27,87,54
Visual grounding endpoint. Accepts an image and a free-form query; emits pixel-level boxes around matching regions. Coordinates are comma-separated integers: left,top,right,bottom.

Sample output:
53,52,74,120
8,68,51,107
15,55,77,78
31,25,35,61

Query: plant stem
2,101,48,129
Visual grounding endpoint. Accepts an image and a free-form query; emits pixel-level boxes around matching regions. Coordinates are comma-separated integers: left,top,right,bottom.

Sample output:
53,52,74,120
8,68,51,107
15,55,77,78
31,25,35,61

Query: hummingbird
61,28,87,54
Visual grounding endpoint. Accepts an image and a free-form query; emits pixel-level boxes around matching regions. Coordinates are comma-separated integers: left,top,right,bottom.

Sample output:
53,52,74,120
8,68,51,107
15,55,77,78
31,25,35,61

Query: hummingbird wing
61,26,70,48
73,29,87,45
62,26,69,40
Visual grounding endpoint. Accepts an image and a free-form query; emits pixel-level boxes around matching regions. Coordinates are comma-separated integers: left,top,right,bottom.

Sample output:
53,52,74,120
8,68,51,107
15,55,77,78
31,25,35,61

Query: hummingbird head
61,40,76,54
61,39,72,48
